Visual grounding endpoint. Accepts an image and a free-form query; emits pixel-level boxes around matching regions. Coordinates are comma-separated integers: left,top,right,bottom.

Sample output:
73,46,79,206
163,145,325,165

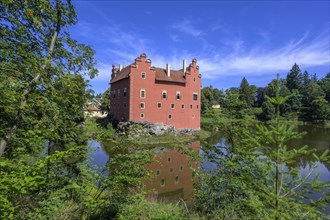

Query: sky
70,0,330,95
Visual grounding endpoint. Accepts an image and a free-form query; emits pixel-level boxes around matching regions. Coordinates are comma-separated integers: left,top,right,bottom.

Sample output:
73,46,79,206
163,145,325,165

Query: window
140,102,145,109
141,72,146,78
113,90,116,98
192,114,195,119
169,167,174,173
123,103,127,108
157,102,162,108
180,165,184,171
167,157,171,162
171,103,174,109
140,89,146,98
181,104,185,109
124,88,127,97
175,175,179,184
197,105,199,109
168,114,172,120
193,93,198,101
140,113,144,118
160,178,165,187
156,170,160,176
162,90,167,99
176,92,181,100
193,77,196,83
190,104,193,109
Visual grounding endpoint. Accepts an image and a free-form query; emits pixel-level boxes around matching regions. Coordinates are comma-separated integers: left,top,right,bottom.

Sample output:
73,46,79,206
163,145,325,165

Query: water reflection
88,124,329,205
143,141,199,202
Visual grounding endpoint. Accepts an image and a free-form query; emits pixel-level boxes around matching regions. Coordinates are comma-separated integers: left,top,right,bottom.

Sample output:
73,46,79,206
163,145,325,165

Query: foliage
201,64,329,122
0,0,100,219
286,63,303,91
201,86,224,112
260,100,275,120
239,77,257,107
117,194,189,220
195,77,330,219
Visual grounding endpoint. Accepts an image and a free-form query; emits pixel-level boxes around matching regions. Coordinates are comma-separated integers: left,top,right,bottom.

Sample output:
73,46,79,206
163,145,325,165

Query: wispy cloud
170,19,204,38
199,32,329,79
74,21,329,83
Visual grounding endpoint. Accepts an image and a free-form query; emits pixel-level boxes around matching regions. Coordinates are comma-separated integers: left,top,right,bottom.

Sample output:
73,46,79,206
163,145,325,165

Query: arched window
176,92,181,100
162,90,167,99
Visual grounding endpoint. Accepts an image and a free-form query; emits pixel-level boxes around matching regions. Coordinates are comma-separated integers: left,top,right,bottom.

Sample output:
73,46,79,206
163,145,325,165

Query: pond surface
89,124,329,210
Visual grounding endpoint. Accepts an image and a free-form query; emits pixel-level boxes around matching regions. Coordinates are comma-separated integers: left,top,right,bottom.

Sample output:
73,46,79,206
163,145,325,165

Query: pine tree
239,77,256,107
286,63,303,91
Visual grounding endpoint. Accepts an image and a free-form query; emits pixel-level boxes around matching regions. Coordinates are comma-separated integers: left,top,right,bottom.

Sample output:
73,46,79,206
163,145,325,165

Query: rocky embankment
116,121,196,138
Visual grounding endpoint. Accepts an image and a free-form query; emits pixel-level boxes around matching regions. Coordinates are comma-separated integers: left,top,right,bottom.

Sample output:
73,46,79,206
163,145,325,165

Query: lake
88,123,329,212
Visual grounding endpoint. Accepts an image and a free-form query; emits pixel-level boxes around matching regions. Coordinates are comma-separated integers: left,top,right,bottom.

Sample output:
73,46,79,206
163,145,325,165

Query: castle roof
110,65,188,84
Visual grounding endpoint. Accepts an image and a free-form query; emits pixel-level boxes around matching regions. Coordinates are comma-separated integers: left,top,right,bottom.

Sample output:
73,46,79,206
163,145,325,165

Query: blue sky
71,0,329,95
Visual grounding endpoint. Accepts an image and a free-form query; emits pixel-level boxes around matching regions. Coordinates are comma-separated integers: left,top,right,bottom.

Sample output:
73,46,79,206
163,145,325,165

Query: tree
319,73,330,103
0,0,97,156
286,63,303,91
196,76,330,219
302,70,310,87
260,100,275,120
0,1,98,218
310,97,330,121
100,88,111,110
239,77,256,107
201,86,214,112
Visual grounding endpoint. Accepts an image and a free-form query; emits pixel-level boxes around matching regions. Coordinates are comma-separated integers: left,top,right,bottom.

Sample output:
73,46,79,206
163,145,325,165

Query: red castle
110,53,201,130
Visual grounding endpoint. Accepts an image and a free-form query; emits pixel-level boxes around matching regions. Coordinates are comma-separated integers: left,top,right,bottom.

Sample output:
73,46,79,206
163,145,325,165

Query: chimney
166,63,170,77
119,64,123,71
183,59,186,74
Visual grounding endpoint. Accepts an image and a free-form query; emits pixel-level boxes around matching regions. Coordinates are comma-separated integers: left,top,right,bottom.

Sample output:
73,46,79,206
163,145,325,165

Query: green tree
286,63,303,91
0,0,98,218
195,76,330,219
201,86,214,112
310,97,330,121
319,73,330,103
100,88,111,110
0,0,97,157
260,100,275,120
239,77,256,107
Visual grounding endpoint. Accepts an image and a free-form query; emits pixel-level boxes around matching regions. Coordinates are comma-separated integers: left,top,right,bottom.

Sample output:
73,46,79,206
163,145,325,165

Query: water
88,124,330,209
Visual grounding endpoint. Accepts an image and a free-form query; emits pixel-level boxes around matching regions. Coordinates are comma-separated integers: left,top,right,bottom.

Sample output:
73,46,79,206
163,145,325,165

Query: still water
89,124,329,205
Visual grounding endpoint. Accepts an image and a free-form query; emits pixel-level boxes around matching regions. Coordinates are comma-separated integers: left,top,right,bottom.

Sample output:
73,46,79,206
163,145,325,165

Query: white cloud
199,33,329,79
74,21,329,82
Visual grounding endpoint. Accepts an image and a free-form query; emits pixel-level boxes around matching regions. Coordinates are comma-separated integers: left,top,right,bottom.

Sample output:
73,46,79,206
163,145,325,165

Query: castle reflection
143,141,200,202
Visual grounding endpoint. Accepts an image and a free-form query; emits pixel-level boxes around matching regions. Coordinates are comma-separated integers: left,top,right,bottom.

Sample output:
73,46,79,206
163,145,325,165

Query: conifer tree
286,63,303,91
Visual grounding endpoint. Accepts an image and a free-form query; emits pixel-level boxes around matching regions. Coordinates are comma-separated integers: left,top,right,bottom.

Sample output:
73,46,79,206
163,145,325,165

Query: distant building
212,101,221,109
84,106,108,118
110,53,201,130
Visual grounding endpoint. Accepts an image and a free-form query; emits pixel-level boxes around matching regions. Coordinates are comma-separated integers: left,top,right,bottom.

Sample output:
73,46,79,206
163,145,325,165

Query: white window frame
140,113,144,119
157,102,162,109
162,90,167,99
176,91,181,100
193,92,198,101
141,72,146,79
181,103,185,109
170,103,175,109
140,102,145,109
140,89,146,98
168,114,172,120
